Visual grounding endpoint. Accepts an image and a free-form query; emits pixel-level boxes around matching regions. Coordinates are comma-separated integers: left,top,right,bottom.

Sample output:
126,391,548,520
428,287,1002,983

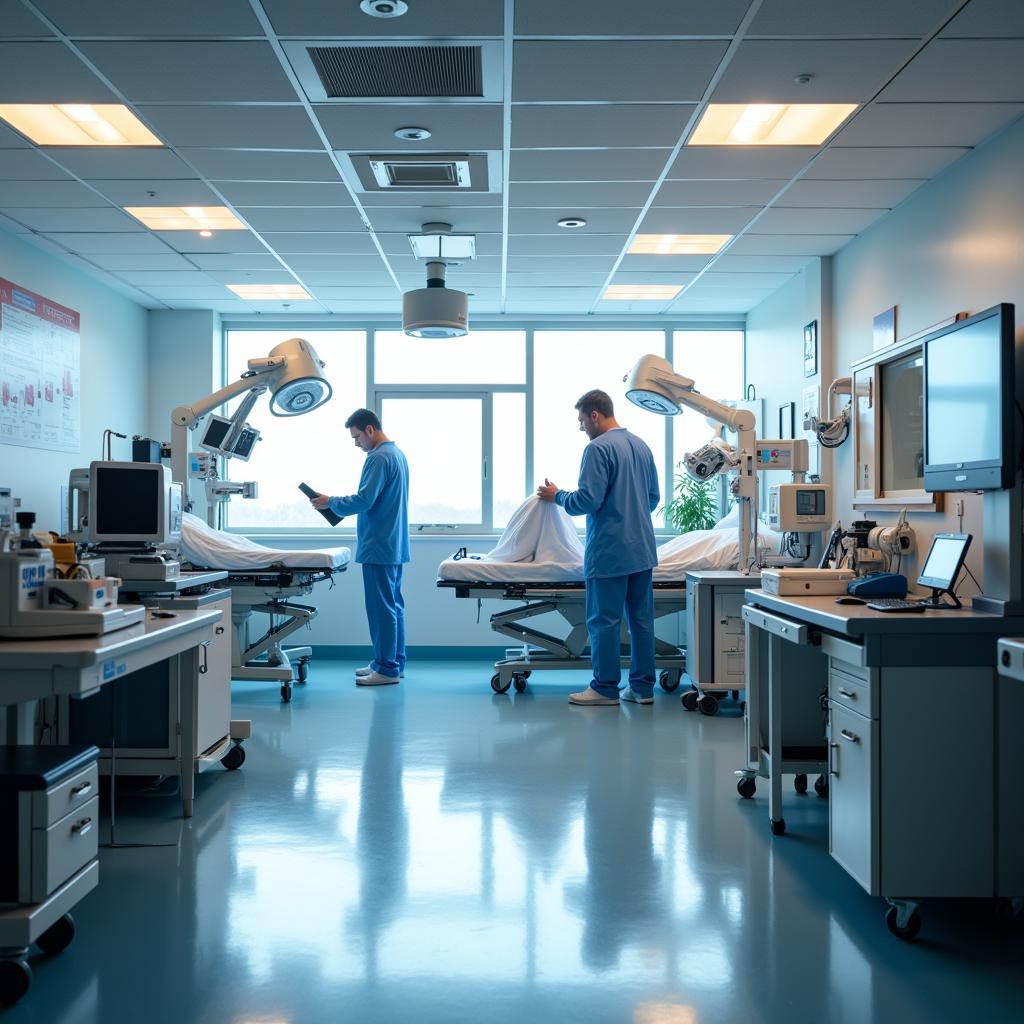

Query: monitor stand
919,588,961,610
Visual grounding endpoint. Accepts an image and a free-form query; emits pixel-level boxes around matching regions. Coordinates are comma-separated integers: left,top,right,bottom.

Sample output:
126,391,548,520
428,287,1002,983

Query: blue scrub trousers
362,563,406,678
585,570,656,699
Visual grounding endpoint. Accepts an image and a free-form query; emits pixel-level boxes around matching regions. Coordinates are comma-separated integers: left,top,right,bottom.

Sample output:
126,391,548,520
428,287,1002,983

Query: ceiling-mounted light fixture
557,217,587,229
408,221,476,261
0,104,162,146
360,0,408,17
403,222,469,338
394,126,432,141
688,103,857,146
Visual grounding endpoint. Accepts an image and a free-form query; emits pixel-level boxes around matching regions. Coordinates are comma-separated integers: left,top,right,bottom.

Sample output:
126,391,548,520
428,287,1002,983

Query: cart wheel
681,689,699,712
490,673,511,695
697,693,719,716
522,670,531,679
0,959,32,1007
659,670,681,692
280,682,292,702
886,905,922,940
794,773,808,794
221,744,246,770
770,818,786,836
36,913,75,955
297,659,309,684
513,673,528,693
814,774,829,799
737,777,756,799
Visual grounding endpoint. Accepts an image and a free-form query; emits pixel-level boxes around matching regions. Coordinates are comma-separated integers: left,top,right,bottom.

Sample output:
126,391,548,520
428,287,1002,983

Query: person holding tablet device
308,408,410,685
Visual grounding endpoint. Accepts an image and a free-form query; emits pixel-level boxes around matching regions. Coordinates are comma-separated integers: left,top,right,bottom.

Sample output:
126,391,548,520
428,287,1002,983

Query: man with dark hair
538,389,659,706
311,408,409,685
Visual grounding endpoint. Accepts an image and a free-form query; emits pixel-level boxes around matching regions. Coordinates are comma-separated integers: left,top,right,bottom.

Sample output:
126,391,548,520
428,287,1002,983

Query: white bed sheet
180,513,351,572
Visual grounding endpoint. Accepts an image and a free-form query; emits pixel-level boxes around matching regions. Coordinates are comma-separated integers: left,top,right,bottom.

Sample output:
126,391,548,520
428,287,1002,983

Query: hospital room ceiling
0,0,1022,317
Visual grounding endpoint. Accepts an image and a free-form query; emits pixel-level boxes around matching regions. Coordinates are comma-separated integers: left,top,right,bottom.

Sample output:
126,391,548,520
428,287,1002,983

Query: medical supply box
761,568,856,596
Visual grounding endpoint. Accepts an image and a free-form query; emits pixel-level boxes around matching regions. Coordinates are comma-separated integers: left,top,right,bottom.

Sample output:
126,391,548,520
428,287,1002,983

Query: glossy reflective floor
9,663,1024,1023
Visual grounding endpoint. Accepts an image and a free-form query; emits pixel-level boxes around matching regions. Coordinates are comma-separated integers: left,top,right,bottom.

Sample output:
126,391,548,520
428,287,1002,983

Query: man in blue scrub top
311,409,410,686
538,390,659,706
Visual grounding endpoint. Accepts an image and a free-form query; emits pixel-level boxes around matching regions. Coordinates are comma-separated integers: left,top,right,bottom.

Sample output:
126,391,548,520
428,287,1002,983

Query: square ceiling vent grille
309,45,482,98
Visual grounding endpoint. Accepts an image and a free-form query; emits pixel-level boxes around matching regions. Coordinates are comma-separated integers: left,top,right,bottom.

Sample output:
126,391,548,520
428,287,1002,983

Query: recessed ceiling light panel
228,284,312,301
688,103,857,146
360,0,408,17
629,234,732,255
0,104,162,146
394,126,431,141
124,206,245,231
603,284,683,301
557,217,587,229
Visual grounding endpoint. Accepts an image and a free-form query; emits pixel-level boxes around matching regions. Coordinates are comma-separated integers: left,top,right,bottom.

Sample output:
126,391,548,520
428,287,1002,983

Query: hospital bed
179,514,350,702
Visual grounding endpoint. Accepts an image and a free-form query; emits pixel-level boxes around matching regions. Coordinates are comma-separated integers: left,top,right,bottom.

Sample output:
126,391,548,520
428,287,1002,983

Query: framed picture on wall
778,402,795,440
803,320,818,378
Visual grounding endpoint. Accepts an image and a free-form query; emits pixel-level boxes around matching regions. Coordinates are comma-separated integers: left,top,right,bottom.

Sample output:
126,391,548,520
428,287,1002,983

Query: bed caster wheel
659,670,681,692
697,694,719,716
886,905,922,940
221,744,246,770
490,673,511,695
814,774,829,799
280,683,292,702
513,673,528,693
36,913,75,955
297,659,309,684
0,959,32,1007
770,818,786,836
737,777,756,799
794,773,808,794
681,689,699,712
522,670,531,679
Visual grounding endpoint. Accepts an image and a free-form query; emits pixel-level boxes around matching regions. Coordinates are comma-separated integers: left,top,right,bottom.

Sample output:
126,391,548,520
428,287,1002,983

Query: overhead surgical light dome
624,354,693,415
249,338,333,417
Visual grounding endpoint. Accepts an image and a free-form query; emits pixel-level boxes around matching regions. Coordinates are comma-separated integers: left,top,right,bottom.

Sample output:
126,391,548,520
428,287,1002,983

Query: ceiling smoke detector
557,217,587,229
360,0,408,17
394,126,431,141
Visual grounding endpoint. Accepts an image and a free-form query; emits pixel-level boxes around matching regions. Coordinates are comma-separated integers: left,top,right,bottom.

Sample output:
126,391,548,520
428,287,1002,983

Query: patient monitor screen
94,467,160,536
796,489,825,516
918,535,969,590
202,416,231,449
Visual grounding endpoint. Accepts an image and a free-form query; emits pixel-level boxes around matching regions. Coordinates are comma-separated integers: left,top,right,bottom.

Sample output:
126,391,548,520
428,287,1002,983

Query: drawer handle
838,688,856,699
71,817,93,837
70,781,93,798
840,728,860,743
199,640,210,675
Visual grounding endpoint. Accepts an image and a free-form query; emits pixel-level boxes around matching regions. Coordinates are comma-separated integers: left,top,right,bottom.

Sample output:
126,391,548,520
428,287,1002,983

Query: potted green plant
662,468,719,533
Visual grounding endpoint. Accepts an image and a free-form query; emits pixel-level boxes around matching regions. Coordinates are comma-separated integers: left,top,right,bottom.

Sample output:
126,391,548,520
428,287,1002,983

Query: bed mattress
438,558,687,584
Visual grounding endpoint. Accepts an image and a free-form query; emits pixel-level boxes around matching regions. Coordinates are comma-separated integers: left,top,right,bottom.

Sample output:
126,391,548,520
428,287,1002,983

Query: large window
223,325,743,534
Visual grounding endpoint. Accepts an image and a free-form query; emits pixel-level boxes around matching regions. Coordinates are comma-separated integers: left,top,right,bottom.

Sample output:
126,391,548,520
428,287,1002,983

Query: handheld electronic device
299,483,342,526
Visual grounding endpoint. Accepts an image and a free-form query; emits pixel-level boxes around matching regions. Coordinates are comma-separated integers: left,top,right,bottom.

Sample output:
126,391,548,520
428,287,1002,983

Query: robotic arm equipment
683,438,739,482
805,375,853,449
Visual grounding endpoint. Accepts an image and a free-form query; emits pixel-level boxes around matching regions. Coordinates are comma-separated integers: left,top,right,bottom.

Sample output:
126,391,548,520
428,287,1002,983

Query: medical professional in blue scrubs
311,408,410,686
538,390,660,706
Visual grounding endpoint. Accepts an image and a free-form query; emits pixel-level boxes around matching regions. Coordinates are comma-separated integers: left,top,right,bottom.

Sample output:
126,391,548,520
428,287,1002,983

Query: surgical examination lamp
625,354,759,572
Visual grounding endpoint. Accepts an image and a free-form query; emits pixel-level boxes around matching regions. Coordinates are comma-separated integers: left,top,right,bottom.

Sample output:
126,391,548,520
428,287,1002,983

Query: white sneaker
620,687,654,705
356,671,400,686
355,665,404,678
568,688,619,706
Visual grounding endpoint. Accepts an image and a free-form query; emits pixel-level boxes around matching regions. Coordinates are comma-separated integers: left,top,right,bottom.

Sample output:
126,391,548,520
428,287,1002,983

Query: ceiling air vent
336,151,501,193
309,44,482,99
370,157,471,189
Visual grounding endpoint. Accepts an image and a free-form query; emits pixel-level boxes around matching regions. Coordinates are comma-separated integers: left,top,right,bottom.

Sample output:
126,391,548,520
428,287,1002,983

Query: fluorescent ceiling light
604,284,683,301
408,233,476,260
124,206,245,231
227,284,312,301
688,104,857,146
629,234,732,255
0,104,162,146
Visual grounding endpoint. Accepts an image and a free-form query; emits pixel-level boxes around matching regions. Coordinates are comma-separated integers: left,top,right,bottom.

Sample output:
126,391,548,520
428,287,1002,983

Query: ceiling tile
310,286,398,300
510,182,653,207
0,43,117,103
506,255,615,273
750,207,888,233
0,151,70,180
2,207,139,231
318,104,502,152
506,272,608,287
202,269,300,285
728,233,855,256
881,40,1024,102
88,253,195,271
713,40,917,104
509,207,640,234
116,270,220,287
712,253,812,273
260,232,378,254
89,179,222,207
0,122,30,147
360,192,501,209
158,300,257,313
510,148,670,182
508,233,627,255
610,271,697,286
803,146,969,179
699,271,797,289
0,4,51,37
515,0,750,34
246,298,321,311
137,105,322,149
942,0,1024,36
236,207,365,232
216,181,353,206
749,0,954,36
79,42,297,103
618,254,713,273
264,0,501,35
0,213,29,233
512,105,696,148
389,254,502,274
513,41,727,102
33,0,263,36
0,180,109,206
44,147,198,179
639,207,757,233
181,149,340,182
668,146,816,178
187,253,286,271
780,178,926,207
656,178,787,205
144,285,236,300
281,254,387,272
835,102,1024,146
298,271,396,286
155,229,267,253
45,232,176,254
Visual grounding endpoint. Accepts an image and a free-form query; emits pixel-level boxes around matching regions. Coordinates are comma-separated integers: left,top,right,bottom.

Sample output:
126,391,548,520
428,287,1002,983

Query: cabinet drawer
829,666,876,719
820,634,868,676
30,763,98,829
829,704,878,895
28,796,99,903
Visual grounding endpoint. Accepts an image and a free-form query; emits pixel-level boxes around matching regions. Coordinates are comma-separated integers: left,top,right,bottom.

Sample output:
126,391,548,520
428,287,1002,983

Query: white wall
0,229,148,527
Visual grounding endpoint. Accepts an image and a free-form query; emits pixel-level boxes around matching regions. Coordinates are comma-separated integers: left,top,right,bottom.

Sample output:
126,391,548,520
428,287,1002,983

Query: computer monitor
87,461,183,545
200,413,261,462
917,532,972,607
923,303,1016,492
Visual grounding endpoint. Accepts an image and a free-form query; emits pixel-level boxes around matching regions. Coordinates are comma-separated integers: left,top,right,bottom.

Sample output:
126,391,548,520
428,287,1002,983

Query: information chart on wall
0,278,80,453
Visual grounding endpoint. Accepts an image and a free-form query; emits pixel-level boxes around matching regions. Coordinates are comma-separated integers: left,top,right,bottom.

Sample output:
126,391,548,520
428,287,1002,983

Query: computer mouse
835,596,866,605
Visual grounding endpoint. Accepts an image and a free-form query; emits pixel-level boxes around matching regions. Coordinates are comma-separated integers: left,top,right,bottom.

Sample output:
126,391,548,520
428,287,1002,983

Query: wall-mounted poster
0,278,80,453
873,305,897,350
803,320,818,377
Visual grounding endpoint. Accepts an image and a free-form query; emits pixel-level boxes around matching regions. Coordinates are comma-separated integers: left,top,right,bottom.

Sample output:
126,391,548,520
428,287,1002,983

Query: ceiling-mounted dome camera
360,0,409,17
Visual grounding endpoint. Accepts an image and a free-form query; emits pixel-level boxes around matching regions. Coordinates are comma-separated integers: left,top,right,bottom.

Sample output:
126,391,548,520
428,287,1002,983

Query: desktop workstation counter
741,588,1024,939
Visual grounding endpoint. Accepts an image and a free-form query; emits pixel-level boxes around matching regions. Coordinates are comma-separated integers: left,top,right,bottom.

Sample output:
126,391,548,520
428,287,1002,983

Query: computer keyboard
866,598,927,613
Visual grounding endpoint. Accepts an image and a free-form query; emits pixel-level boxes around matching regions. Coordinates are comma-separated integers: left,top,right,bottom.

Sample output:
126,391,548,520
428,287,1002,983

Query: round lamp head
624,353,686,416
264,338,333,417
402,284,469,339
